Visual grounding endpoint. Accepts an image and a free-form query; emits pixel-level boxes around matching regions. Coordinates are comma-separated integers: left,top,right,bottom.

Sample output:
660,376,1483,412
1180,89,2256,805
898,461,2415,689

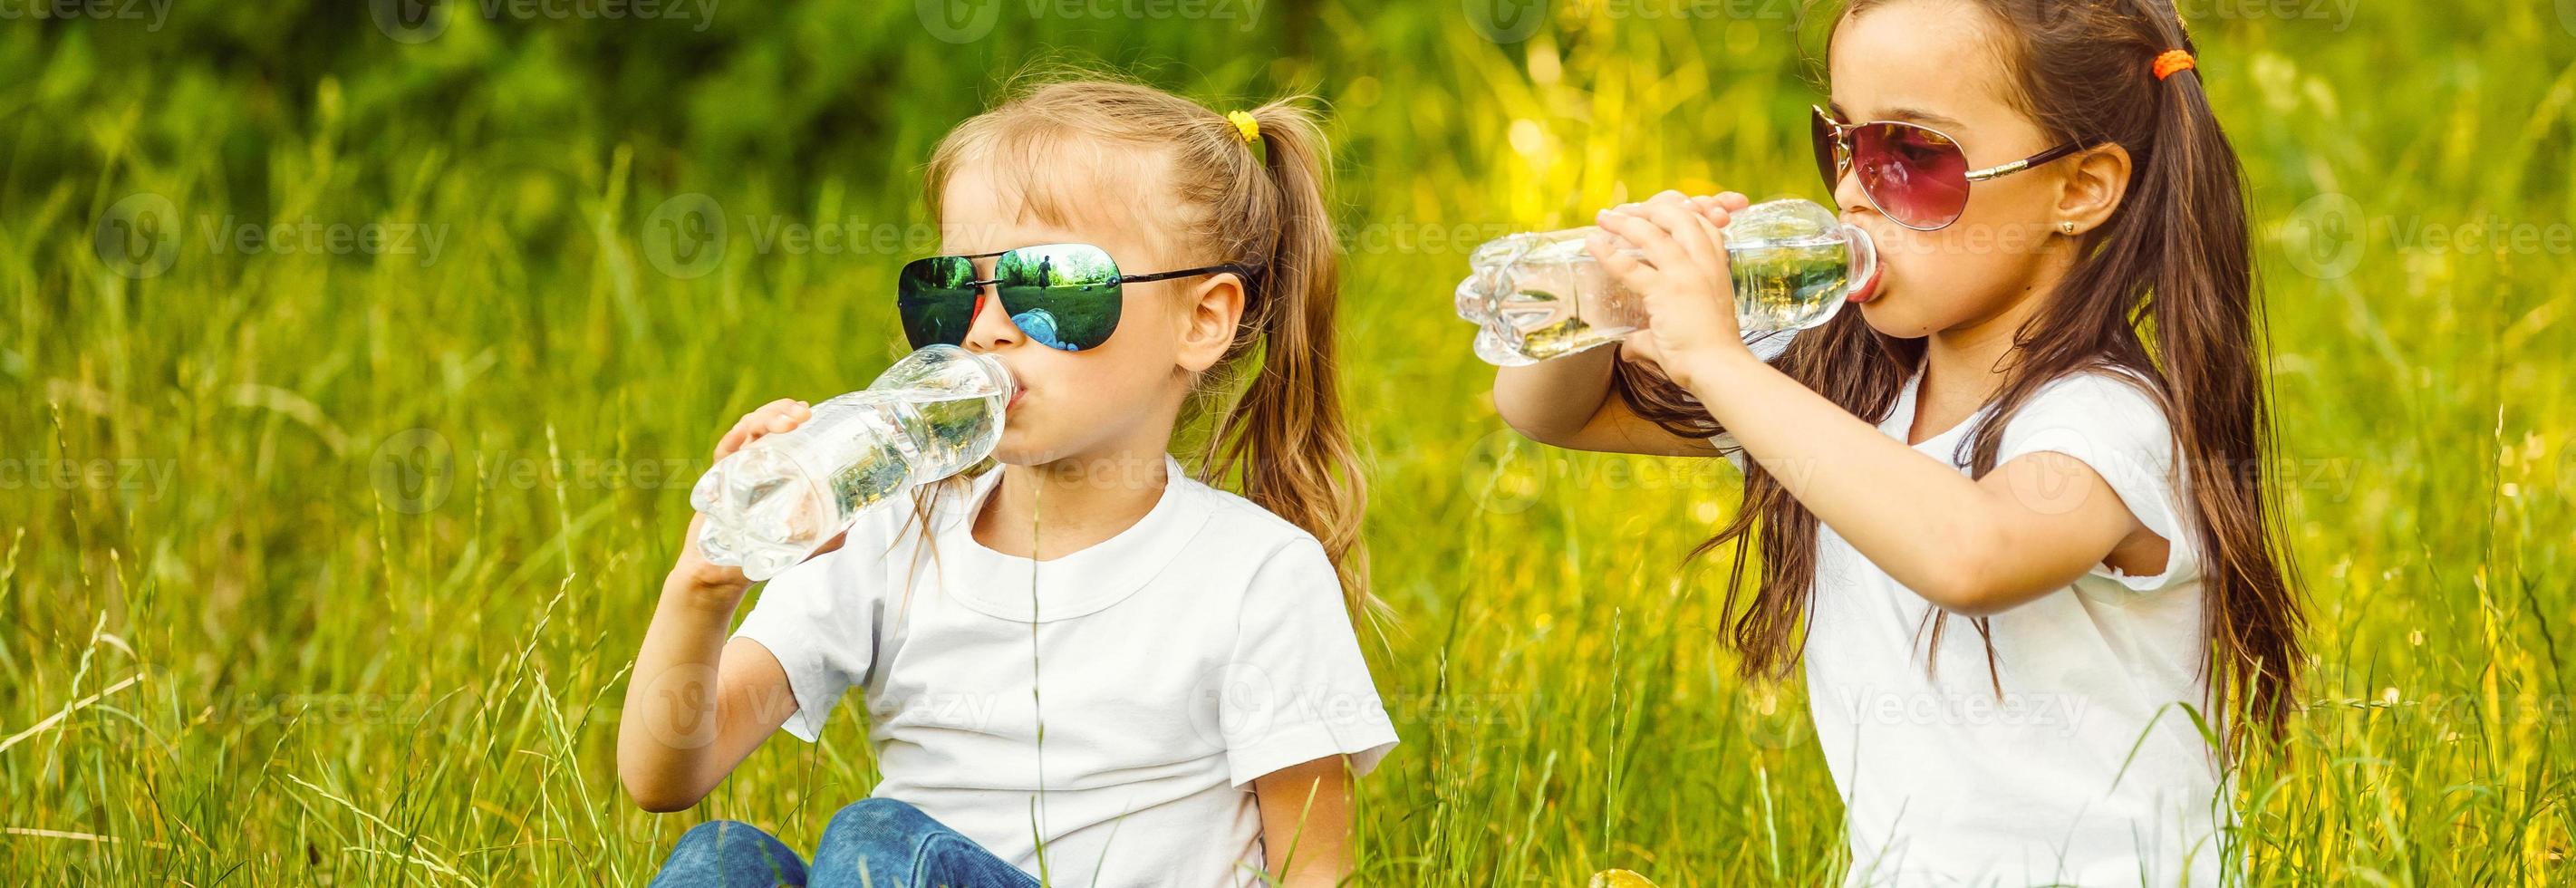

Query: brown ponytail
922,75,1376,622
1624,0,2302,750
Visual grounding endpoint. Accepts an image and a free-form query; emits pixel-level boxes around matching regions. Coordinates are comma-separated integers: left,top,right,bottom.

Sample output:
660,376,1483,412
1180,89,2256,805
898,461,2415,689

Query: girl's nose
960,287,1021,353
1833,166,1876,221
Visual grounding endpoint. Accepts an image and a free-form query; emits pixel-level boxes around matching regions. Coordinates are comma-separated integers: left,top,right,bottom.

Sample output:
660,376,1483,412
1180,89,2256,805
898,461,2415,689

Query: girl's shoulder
2011,365,2176,444
1167,471,1356,611
1180,470,1331,560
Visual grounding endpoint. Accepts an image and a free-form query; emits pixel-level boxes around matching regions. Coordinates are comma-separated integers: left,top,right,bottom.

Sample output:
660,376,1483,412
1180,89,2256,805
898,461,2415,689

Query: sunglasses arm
1963,140,2089,182
1115,263,1262,285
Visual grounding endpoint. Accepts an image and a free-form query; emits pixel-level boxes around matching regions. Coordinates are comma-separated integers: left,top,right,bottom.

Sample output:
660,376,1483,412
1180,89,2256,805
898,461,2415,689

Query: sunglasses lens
996,244,1123,352
1853,122,1972,228
1810,109,1843,195
896,256,979,349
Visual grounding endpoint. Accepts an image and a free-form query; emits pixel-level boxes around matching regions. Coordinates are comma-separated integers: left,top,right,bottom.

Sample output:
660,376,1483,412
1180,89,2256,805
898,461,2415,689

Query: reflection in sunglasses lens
1856,122,1971,228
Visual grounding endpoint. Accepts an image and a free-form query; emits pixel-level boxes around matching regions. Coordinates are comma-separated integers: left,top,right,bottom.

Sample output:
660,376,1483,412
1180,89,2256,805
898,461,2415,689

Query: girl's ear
1174,274,1246,373
2056,142,2134,235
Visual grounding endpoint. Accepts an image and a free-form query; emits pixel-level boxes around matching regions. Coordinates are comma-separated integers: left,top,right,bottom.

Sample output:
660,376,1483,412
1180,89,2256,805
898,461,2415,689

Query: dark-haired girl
1493,1,2299,883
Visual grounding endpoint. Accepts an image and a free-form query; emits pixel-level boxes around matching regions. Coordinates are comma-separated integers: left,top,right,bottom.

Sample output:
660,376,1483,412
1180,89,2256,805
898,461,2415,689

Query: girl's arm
617,573,796,812
1490,192,1752,458
1492,346,1716,457
1253,755,1357,887
1591,194,2155,616
617,400,835,812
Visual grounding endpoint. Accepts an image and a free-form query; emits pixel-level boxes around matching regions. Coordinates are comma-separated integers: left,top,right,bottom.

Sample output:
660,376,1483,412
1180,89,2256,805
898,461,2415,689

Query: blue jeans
649,798,1038,888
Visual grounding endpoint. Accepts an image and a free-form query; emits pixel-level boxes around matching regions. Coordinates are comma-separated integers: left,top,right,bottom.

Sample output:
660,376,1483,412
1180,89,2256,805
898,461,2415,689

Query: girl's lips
1008,389,1026,411
1847,261,1885,304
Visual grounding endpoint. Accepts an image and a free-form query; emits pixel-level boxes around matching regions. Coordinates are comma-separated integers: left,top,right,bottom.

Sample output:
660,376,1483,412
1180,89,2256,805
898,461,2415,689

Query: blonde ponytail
1204,100,1376,620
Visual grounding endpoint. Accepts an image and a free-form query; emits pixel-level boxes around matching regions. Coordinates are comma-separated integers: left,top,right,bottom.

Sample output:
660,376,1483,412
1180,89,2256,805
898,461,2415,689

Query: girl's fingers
1686,192,1750,224
1693,200,1733,230
1593,209,1694,278
1586,230,1655,290
1645,200,1721,270
1645,191,1702,241
1686,210,1737,302
1618,334,1666,373
1683,201,1733,262
714,399,811,458
714,420,752,459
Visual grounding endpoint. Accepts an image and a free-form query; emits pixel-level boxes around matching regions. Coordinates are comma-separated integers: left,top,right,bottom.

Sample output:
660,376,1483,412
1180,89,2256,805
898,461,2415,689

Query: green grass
5,1,2574,883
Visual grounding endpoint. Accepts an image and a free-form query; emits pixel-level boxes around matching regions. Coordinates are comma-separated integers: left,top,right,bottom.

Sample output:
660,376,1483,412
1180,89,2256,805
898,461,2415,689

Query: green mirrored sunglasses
897,243,1255,352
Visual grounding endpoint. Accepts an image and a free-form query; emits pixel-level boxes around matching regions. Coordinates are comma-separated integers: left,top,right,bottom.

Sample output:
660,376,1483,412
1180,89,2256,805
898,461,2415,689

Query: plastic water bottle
689,344,1015,581
1454,198,1879,366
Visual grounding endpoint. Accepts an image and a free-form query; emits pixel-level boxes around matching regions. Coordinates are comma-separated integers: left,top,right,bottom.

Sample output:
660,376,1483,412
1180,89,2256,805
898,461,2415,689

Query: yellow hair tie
1225,110,1260,144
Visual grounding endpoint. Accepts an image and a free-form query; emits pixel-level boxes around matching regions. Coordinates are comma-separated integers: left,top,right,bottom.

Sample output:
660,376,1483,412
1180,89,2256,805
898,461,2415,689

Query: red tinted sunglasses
1810,105,2084,230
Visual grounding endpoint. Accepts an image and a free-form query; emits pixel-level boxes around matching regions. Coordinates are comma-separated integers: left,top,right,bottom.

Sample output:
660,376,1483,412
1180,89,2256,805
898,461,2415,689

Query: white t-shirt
1713,349,2222,887
734,453,1398,887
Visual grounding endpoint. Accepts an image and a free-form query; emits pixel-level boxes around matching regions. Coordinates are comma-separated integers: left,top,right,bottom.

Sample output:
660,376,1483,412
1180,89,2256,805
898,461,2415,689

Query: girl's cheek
1873,229,1925,294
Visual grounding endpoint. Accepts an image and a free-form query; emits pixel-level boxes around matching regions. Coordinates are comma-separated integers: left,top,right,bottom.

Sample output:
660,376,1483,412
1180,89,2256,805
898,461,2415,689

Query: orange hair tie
2152,49,2195,81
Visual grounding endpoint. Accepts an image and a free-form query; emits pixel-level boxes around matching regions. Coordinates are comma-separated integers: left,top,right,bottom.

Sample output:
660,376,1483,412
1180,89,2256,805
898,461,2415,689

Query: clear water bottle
1454,198,1879,366
690,344,1016,581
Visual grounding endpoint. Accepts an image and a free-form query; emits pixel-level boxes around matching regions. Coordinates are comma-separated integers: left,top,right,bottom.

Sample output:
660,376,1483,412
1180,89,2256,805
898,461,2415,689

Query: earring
2060,220,2078,235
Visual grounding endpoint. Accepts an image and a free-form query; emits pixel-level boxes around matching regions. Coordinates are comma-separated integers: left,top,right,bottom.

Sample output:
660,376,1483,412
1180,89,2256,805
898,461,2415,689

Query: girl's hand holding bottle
1458,187,1872,380
1587,189,1761,392
669,398,841,602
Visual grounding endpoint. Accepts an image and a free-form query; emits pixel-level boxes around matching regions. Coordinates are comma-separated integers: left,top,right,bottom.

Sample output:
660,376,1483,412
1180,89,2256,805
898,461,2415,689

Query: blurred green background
5,0,2575,883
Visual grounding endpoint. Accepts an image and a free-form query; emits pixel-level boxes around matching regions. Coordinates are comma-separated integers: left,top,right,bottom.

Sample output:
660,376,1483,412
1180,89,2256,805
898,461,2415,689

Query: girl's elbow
1491,373,1597,448
622,779,704,814
1498,406,1575,448
618,762,706,813
1492,388,1568,445
1912,527,2022,617
1915,579,2017,618
1915,561,2064,618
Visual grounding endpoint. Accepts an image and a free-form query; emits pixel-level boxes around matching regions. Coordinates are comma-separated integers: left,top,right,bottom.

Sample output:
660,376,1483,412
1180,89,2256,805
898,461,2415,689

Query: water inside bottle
690,345,1011,581
1473,233,1852,361
1456,198,1873,365
1487,232,1642,362
1728,236,1853,332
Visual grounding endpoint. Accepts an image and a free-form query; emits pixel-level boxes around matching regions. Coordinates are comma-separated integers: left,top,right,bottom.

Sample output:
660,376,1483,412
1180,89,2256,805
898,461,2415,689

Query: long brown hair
1615,0,2301,748
904,75,1375,620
